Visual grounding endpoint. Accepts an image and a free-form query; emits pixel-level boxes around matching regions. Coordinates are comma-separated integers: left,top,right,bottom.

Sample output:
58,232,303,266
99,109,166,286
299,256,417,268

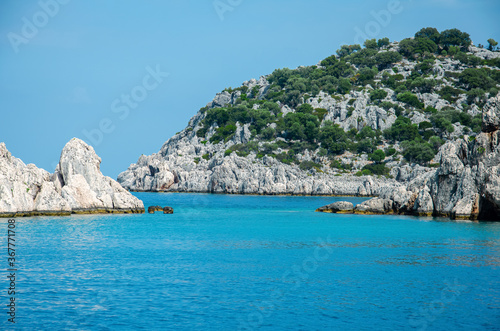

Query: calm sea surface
1,193,499,330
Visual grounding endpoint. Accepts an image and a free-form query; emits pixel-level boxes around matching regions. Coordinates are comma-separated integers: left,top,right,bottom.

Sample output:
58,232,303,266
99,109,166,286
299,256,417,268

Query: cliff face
321,95,500,220
117,78,414,196
117,31,499,212
0,138,144,217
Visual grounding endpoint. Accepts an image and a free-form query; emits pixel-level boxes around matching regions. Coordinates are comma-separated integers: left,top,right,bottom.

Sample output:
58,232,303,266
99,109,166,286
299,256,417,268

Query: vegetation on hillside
194,27,499,176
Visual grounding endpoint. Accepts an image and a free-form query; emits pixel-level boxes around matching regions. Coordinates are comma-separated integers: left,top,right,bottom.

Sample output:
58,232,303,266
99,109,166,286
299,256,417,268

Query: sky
0,0,499,178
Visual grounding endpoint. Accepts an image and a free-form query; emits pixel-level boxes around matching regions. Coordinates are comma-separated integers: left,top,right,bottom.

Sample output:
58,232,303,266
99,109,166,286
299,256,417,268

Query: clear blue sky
1,0,499,177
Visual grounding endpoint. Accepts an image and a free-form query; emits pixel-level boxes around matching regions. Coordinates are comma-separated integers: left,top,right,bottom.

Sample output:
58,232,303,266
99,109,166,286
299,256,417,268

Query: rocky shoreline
0,138,144,217
317,96,500,221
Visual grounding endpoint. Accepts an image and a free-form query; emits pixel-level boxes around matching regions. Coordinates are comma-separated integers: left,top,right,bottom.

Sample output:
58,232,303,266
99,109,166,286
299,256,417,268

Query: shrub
437,86,463,103
384,116,419,142
299,161,322,171
319,122,348,155
369,149,386,162
415,27,440,44
377,37,390,48
362,163,390,176
459,68,496,90
364,39,378,49
375,51,402,69
202,154,210,161
370,89,388,101
401,140,435,164
439,28,471,49
396,91,423,108
385,147,396,156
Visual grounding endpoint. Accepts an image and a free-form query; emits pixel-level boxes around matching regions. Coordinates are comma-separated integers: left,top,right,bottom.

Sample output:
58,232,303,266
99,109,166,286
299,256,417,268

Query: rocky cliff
318,95,500,220
118,29,499,212
0,138,144,217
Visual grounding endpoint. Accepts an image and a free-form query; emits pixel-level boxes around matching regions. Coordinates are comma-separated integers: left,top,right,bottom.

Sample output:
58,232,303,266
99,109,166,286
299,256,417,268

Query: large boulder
0,138,144,217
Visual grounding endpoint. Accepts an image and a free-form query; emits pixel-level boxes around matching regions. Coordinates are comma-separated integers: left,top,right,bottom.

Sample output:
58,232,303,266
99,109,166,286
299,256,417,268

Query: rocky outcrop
118,79,400,196
118,145,399,195
315,201,354,213
0,138,144,217
321,95,500,221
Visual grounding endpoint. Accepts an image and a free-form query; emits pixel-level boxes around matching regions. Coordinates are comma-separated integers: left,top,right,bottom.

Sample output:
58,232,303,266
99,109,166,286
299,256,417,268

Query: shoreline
129,189,378,198
0,208,145,218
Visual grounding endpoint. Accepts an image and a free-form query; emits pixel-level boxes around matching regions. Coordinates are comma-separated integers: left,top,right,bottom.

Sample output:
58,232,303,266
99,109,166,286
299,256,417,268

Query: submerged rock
0,138,144,217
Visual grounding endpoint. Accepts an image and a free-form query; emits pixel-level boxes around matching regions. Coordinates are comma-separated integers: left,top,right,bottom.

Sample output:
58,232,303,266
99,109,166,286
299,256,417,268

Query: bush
364,39,378,49
319,122,348,155
459,68,496,90
370,89,388,101
362,163,390,176
384,116,419,142
415,27,440,44
401,140,435,164
378,37,390,48
399,38,437,57
375,51,402,69
437,86,463,103
440,28,471,49
396,91,423,108
284,112,319,142
385,147,396,156
299,161,322,171
370,149,386,162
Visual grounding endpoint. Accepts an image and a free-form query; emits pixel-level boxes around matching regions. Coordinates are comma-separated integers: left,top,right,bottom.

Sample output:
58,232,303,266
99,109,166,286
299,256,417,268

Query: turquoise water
1,193,500,330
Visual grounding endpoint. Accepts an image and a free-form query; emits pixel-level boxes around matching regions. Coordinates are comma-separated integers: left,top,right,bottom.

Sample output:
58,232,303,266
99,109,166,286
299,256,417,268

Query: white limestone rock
0,139,144,216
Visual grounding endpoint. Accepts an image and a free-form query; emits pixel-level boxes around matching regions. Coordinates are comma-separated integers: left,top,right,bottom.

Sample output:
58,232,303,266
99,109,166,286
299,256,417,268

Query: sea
1,193,499,330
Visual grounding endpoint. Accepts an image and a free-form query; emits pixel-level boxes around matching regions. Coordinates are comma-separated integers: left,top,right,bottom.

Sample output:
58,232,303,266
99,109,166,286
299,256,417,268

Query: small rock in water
316,201,354,213
148,206,163,214
163,206,174,214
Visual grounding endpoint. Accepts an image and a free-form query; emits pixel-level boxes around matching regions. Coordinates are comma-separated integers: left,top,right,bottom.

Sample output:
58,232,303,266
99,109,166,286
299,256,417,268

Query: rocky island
117,28,500,221
0,138,144,217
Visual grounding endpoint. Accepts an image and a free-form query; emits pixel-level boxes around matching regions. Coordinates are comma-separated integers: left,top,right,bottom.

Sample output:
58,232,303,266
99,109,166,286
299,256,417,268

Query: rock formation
0,138,144,217
318,95,500,221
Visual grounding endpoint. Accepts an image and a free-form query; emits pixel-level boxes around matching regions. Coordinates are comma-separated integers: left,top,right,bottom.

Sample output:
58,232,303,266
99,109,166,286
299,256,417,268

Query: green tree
488,38,498,51
415,27,440,44
336,44,361,57
321,55,338,67
370,149,386,162
377,37,390,48
440,28,471,49
364,39,378,49
375,51,402,70
459,68,496,90
319,122,348,155
337,78,352,94
396,91,423,108
370,89,388,101
384,116,419,141
401,140,435,164
268,68,293,87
